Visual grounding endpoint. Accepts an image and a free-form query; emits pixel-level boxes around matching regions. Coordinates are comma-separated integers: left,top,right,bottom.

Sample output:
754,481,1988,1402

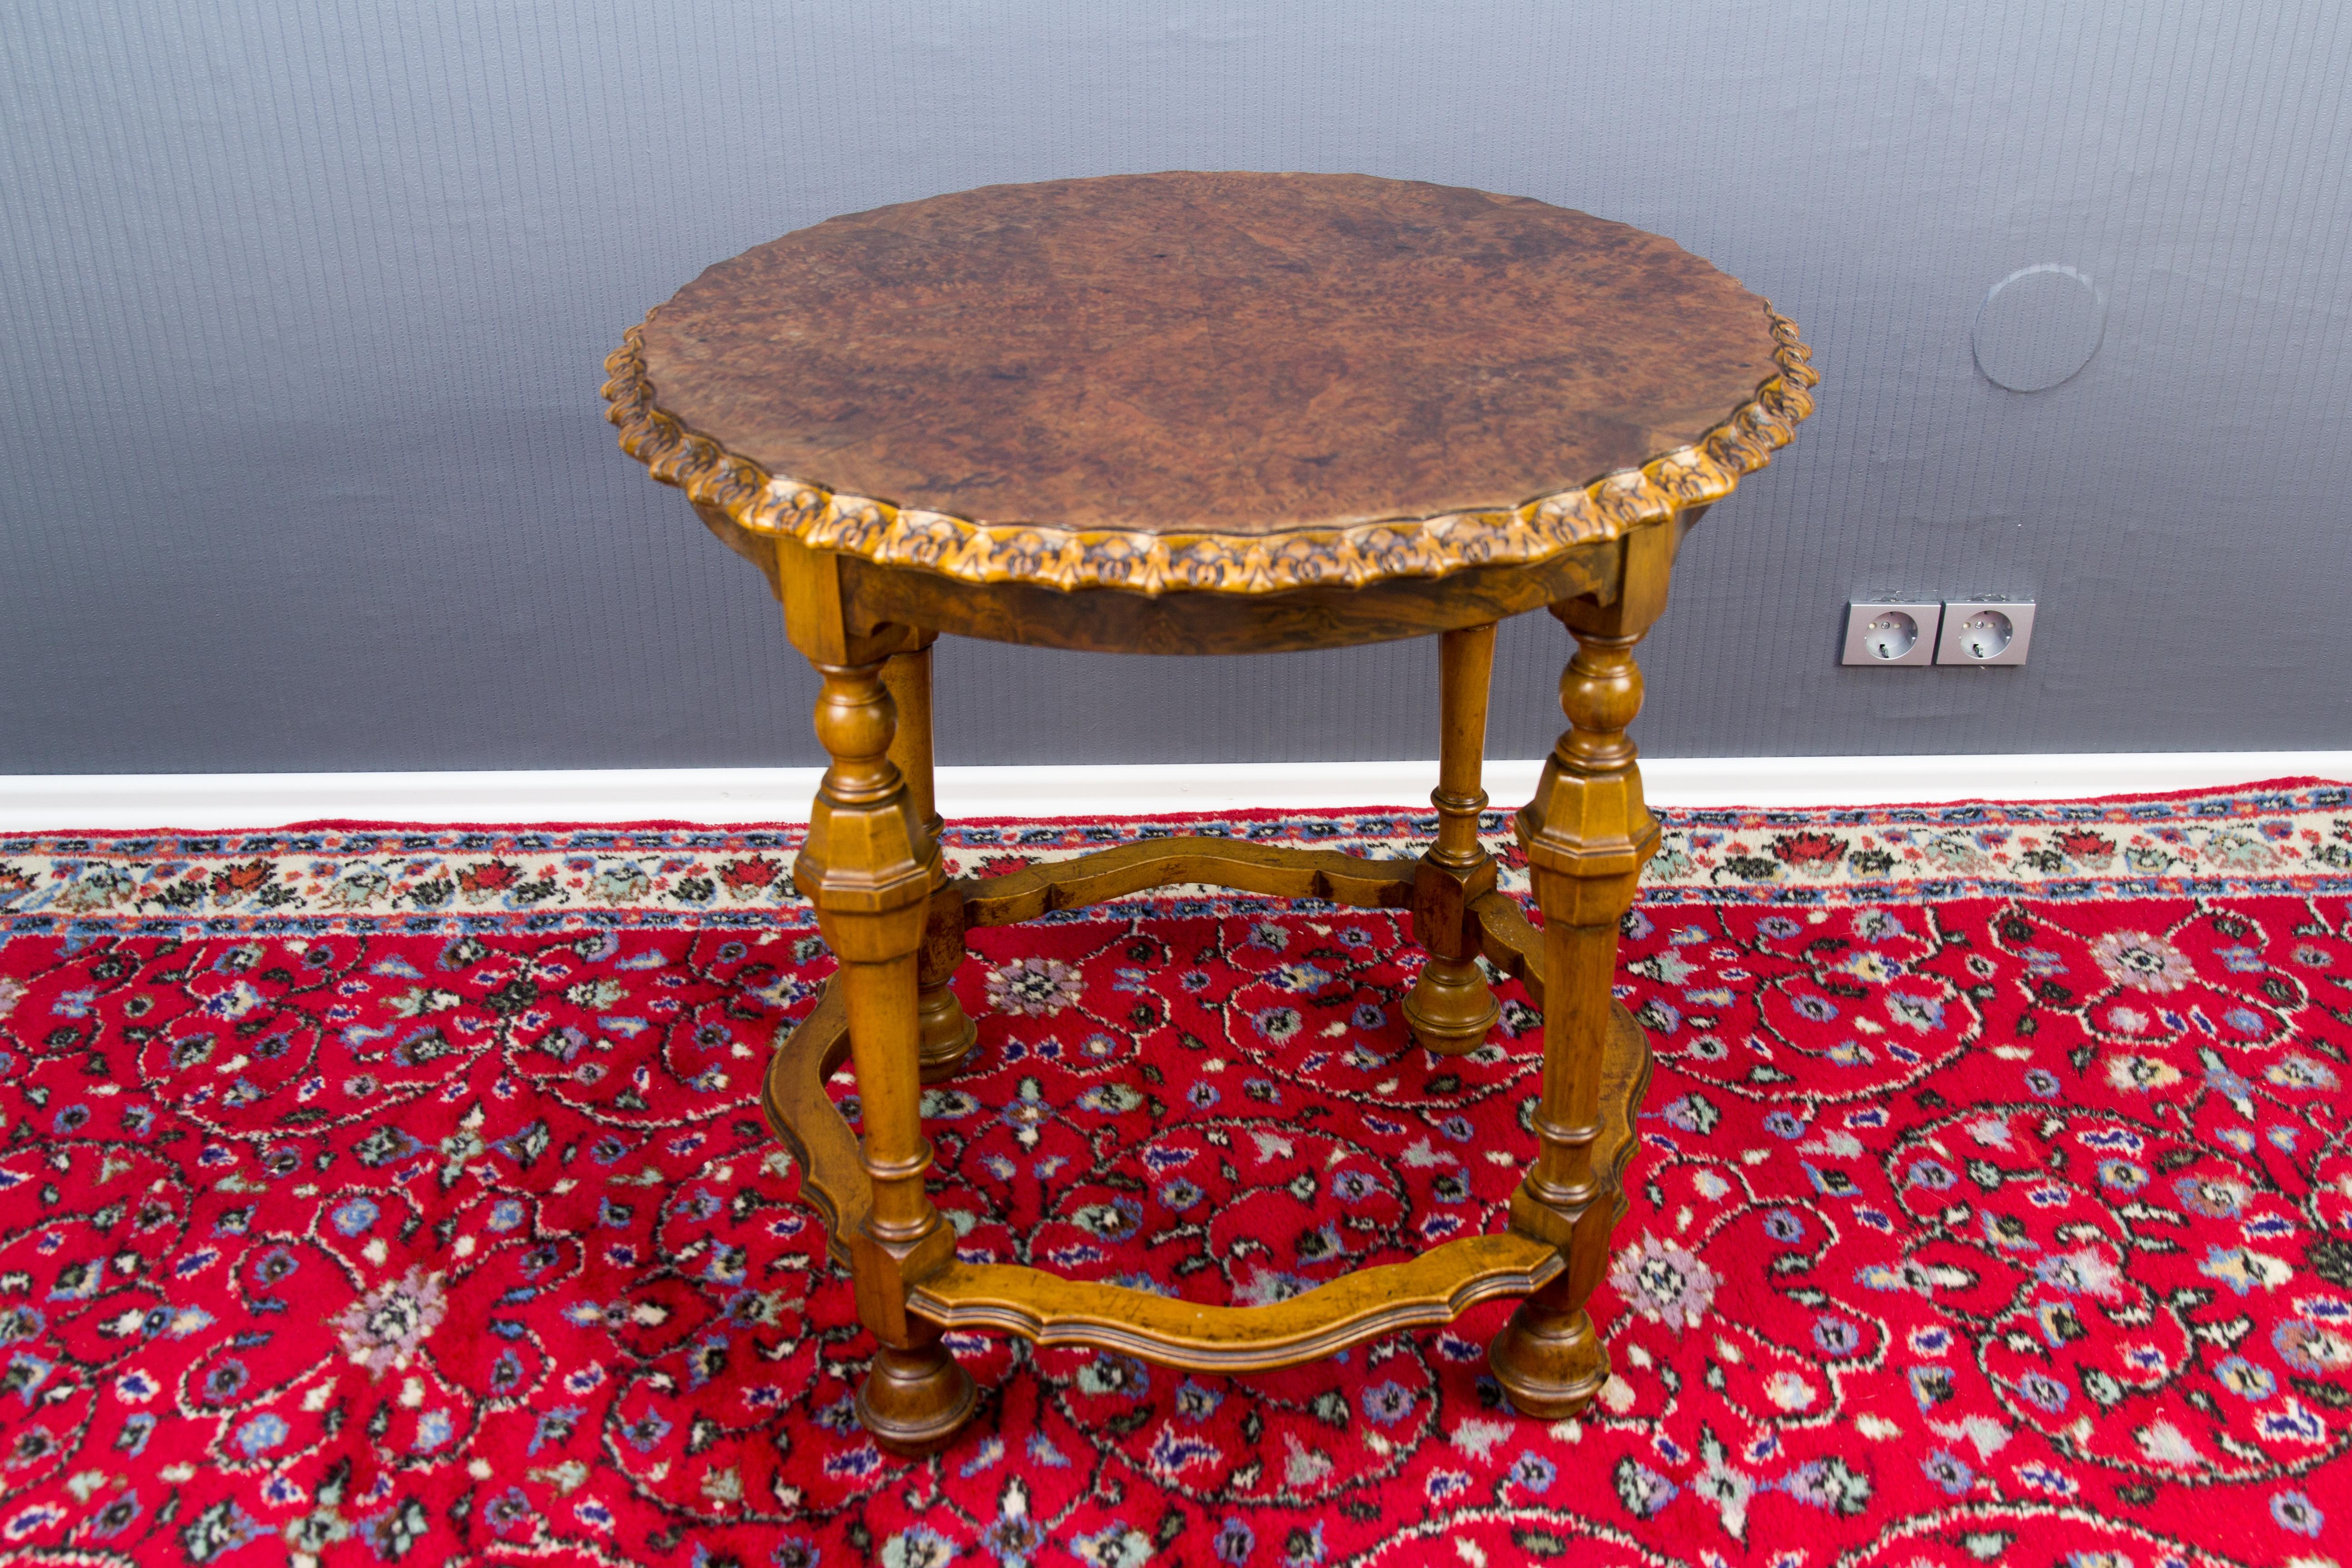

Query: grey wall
4,0,2347,775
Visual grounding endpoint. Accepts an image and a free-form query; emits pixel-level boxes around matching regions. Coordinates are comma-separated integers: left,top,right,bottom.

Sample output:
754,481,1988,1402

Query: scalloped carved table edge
603,175,1818,598
601,172,1819,1456
603,316,1813,595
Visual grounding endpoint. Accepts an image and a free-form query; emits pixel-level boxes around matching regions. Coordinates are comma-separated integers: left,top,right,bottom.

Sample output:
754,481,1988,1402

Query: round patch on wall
1972,263,2106,392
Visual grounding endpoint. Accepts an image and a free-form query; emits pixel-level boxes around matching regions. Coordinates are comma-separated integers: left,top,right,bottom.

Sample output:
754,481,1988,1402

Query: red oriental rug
0,781,2349,1567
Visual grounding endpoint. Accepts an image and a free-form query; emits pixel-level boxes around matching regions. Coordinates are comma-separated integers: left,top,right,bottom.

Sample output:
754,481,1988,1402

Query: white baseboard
0,753,2344,833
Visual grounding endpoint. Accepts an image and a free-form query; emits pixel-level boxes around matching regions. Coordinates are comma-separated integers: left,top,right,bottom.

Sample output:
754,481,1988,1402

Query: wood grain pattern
879,640,980,1083
643,173,1781,535
1402,622,1503,1054
760,981,861,1269
760,858,1650,1377
959,837,1419,928
829,534,1620,655
612,175,1818,596
897,1001,1642,1376
907,1237,1563,1373
698,500,1715,658
1470,889,1548,1009
1487,521,1675,1418
790,654,975,1451
642,177,1819,1449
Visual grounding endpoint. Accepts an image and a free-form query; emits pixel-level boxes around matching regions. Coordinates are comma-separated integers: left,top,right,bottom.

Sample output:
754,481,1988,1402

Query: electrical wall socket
1842,602,1942,666
1936,601,2036,666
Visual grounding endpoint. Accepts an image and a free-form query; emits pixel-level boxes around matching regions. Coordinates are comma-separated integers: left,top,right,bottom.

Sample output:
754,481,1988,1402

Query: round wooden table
604,172,1816,1455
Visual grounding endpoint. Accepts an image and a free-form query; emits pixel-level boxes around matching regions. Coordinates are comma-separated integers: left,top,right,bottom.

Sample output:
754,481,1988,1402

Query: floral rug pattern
0,781,2347,1566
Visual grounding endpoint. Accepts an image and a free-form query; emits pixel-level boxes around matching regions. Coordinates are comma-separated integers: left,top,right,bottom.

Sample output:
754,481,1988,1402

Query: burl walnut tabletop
607,172,1813,595
602,172,1816,1456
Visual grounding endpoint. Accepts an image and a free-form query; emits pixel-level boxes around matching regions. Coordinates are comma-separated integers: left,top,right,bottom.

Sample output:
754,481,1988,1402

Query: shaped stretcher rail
958,836,1419,927
760,844,1652,1371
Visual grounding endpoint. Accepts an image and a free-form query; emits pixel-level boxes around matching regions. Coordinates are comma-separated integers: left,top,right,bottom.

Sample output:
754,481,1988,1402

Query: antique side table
604,173,1814,1454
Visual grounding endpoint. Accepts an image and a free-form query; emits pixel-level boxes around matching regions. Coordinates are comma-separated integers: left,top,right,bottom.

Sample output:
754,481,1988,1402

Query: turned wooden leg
797,659,976,1455
1490,525,1671,1418
1403,622,1501,1056
881,638,977,1083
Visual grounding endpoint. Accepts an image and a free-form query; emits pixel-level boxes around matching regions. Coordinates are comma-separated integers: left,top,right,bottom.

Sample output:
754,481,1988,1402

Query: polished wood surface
912,1235,1562,1372
825,517,1626,654
1487,519,1675,1416
762,980,858,1266
960,836,1416,927
1402,622,1503,1054
642,174,1782,537
615,175,1817,597
692,495,1626,655
613,175,1818,1452
792,657,973,1454
878,640,979,1083
764,533,1688,1445
764,917,1651,1375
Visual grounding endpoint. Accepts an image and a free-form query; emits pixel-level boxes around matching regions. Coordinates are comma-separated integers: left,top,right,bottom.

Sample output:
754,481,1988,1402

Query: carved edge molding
602,308,1818,597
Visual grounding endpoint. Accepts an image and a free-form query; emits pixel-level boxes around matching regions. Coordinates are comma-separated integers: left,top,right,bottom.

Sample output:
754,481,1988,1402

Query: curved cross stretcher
761,839,1652,1377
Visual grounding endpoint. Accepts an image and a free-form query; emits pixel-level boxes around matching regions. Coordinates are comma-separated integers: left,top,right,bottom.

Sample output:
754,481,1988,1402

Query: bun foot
1489,1300,1608,1419
914,989,978,1083
856,1338,977,1457
1403,956,1499,1057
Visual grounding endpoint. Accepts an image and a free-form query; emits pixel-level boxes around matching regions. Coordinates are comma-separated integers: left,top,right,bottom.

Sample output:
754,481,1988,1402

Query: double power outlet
1842,601,2036,667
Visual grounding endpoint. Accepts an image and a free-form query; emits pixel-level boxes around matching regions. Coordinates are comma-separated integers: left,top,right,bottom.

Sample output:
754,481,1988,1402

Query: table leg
1489,527,1670,1418
881,638,978,1083
796,658,976,1455
1403,622,1501,1055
